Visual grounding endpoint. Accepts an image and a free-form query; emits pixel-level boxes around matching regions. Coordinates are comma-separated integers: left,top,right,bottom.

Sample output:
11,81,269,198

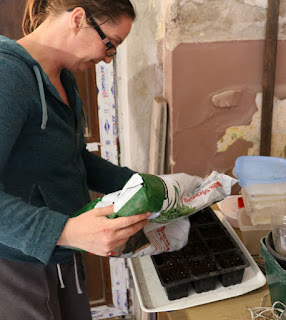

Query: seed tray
197,223,226,238
206,236,236,253
151,207,250,300
189,207,220,225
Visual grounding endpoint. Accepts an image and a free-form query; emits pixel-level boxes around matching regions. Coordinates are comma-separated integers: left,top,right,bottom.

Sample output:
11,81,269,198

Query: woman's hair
22,0,136,35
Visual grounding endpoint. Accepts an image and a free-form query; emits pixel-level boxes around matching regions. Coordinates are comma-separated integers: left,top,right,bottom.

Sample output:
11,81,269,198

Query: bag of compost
70,171,237,257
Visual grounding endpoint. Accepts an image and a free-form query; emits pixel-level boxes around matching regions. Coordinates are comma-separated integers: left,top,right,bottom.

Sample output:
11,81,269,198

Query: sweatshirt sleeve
0,60,69,264
81,147,135,194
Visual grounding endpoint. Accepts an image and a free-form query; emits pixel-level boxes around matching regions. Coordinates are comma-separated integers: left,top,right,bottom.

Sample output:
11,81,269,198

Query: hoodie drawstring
56,263,65,289
73,254,83,294
56,254,83,294
33,65,48,130
81,108,89,141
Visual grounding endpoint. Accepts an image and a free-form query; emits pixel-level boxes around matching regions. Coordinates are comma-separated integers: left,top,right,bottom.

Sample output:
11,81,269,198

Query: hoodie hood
0,35,76,130
0,36,41,68
0,36,50,129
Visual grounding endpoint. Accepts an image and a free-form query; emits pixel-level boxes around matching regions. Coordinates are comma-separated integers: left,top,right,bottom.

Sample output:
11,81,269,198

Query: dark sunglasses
67,8,117,57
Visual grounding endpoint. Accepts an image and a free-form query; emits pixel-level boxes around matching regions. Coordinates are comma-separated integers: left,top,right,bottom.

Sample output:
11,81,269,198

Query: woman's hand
57,205,151,256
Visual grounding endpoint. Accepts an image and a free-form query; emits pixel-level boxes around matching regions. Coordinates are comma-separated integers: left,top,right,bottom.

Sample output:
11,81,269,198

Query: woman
0,0,150,319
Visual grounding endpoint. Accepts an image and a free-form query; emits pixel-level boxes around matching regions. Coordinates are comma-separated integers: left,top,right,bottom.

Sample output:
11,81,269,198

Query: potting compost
69,171,237,257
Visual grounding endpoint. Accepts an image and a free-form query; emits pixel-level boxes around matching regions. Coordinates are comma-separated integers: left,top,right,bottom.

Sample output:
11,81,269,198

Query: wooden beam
149,97,168,175
260,0,280,156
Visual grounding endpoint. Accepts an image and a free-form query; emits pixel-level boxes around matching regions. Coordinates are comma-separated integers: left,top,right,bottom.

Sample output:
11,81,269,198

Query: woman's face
68,13,133,71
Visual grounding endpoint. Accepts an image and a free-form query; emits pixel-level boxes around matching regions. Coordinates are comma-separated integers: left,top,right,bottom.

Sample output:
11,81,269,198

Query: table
158,283,270,320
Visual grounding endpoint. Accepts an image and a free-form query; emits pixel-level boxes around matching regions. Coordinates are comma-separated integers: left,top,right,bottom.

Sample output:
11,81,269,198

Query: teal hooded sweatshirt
0,36,134,265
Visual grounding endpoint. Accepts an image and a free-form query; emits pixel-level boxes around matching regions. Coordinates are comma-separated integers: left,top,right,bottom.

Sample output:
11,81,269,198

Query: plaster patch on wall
151,0,171,41
242,0,267,9
163,0,286,51
217,93,286,158
270,97,286,158
164,0,269,51
212,90,243,108
170,157,176,167
279,16,286,35
151,0,271,49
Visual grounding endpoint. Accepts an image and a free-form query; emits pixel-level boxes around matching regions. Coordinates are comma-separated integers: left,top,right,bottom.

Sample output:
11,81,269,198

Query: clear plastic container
241,188,286,225
235,156,286,225
272,213,286,257
237,208,271,255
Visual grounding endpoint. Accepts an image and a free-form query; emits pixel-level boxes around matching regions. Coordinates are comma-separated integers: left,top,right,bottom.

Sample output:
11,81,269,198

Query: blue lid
235,156,286,187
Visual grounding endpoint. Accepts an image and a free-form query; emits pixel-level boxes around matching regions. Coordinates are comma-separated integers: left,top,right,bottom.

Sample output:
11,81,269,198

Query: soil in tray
189,257,218,277
154,250,188,266
189,209,216,225
206,237,236,253
181,240,208,258
198,223,225,238
158,262,190,283
216,252,244,269
188,228,202,242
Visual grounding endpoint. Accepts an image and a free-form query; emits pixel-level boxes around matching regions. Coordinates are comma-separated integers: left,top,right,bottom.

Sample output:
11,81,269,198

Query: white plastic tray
128,210,266,313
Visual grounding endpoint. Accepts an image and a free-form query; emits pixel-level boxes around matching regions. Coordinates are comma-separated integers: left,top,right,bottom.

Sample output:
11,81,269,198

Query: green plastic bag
108,173,165,219
72,171,236,222
71,173,196,222
71,173,165,219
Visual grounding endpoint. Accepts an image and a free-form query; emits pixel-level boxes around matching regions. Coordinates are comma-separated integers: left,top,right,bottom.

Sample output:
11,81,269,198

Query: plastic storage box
151,207,250,301
235,156,286,193
235,156,286,225
237,208,271,255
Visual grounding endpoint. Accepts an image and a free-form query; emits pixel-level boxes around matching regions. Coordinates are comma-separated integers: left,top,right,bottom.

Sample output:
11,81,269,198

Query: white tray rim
128,210,266,313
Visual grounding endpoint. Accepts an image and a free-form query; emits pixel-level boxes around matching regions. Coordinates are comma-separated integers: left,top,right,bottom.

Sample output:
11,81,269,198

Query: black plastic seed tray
151,207,250,300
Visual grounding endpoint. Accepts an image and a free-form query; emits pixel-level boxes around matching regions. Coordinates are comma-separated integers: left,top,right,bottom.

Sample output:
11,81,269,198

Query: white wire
247,298,286,320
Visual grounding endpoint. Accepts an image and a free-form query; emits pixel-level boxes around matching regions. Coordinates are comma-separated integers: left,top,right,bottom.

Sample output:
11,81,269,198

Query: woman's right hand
57,205,151,256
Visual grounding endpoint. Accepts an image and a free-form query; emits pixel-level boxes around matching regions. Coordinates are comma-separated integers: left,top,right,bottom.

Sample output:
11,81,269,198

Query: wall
167,40,286,177
116,1,164,172
116,0,286,177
